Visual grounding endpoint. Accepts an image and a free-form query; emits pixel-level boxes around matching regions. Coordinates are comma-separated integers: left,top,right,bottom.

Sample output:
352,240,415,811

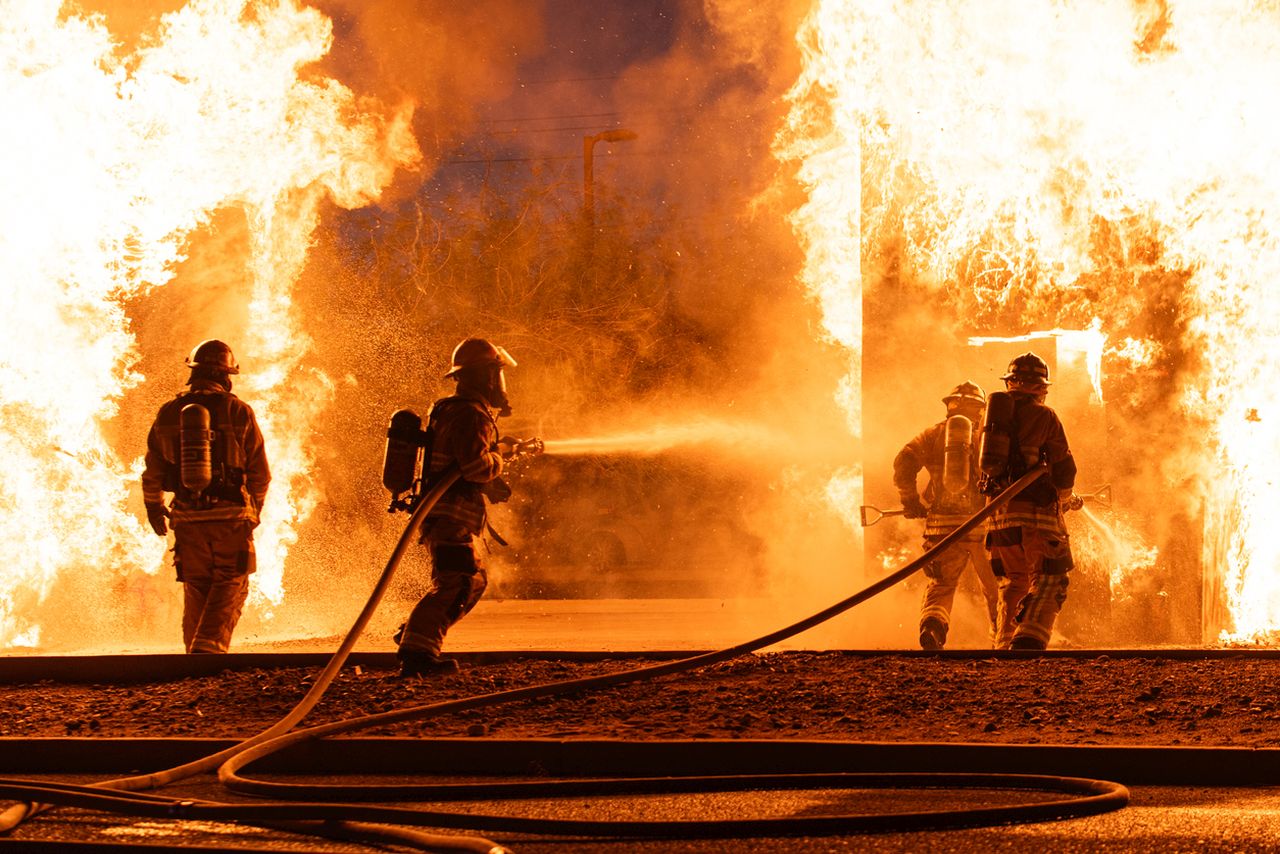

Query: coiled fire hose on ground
0,461,1129,852
0,467,479,852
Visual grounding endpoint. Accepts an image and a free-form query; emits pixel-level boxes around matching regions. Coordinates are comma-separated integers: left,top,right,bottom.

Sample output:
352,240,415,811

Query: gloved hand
901,493,928,519
479,476,513,504
144,502,169,537
1063,493,1084,512
497,436,544,458
923,559,943,580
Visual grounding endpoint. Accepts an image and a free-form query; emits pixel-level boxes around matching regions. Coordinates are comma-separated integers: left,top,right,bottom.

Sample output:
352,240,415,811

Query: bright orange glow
0,0,417,647
969,323,1108,405
786,0,1280,642
774,1,863,537
1079,505,1158,593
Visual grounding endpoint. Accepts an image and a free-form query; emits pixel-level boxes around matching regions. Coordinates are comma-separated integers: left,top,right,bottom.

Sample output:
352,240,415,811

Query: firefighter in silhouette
894,381,998,649
395,338,531,677
141,340,270,654
981,352,1081,650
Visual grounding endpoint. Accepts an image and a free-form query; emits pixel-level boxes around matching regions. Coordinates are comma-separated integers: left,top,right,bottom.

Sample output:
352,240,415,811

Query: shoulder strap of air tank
432,395,497,433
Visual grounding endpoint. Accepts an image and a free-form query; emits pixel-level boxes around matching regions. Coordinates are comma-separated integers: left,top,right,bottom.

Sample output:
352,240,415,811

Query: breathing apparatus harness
977,390,1057,505
168,389,247,509
382,407,434,513
382,398,541,516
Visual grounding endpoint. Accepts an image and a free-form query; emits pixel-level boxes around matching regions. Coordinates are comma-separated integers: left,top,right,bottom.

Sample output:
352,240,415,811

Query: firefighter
982,352,1081,650
395,338,531,677
141,340,270,654
894,381,999,650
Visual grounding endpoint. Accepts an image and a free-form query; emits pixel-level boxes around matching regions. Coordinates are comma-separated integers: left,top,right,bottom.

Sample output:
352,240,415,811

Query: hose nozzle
499,436,544,459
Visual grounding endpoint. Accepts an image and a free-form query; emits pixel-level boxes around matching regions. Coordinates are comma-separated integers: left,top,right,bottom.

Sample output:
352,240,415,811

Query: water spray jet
538,418,796,458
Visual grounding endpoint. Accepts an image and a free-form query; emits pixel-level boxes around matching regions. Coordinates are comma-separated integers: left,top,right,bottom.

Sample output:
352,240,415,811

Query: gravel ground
3,652,1278,746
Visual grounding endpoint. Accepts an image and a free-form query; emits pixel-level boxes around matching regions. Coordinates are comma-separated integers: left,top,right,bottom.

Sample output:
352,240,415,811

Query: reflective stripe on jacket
141,380,270,525
988,395,1075,535
423,392,503,536
893,420,985,538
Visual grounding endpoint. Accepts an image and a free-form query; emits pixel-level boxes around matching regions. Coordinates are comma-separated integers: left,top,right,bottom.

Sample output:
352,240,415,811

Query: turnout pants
920,536,998,641
173,520,255,654
399,522,488,658
988,526,1073,649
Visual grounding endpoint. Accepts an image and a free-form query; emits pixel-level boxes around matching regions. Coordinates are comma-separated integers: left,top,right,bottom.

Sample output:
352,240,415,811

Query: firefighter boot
919,617,948,651
398,649,460,678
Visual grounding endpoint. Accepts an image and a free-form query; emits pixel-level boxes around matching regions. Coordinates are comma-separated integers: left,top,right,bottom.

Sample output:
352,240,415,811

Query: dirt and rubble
3,653,1278,747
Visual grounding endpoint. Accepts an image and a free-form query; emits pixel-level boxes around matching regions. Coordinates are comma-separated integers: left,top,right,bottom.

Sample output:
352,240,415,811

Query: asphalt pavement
7,778,1280,852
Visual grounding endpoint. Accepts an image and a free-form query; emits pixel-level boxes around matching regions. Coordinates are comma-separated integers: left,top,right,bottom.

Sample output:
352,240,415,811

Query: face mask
490,367,512,417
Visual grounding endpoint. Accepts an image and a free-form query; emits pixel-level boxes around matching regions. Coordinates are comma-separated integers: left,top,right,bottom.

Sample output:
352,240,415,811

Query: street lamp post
583,129,637,229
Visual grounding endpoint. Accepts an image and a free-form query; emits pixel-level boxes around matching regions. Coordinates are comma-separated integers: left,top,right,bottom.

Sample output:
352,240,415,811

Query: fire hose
0,467,483,852
0,461,1129,851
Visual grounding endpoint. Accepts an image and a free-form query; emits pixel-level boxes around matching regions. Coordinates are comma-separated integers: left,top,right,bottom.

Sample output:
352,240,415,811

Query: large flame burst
781,0,1280,641
0,0,416,647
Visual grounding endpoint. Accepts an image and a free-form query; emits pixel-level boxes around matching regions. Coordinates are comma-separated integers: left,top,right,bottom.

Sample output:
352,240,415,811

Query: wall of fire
862,264,1203,647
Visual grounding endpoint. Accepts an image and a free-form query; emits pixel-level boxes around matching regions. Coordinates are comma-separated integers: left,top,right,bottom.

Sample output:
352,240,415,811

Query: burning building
0,0,1276,652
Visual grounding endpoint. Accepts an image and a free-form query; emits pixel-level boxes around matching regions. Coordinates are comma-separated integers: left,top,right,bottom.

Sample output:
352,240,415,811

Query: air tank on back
179,403,213,495
942,414,973,494
382,409,424,496
978,390,1016,479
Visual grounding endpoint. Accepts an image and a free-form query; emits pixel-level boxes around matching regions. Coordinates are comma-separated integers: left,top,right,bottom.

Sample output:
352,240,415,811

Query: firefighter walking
395,338,534,677
980,352,1082,650
895,382,999,650
141,340,270,654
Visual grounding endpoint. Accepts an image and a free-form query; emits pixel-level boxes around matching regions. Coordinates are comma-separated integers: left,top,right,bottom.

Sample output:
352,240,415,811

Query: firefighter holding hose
980,352,1081,650
140,340,270,654
390,338,537,677
894,381,999,650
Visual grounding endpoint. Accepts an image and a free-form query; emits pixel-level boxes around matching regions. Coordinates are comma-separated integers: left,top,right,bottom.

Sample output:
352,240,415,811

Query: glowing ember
0,0,416,648
875,544,915,576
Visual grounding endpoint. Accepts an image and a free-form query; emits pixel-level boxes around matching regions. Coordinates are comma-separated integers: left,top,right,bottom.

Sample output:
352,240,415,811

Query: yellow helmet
444,338,516,378
942,381,986,408
185,339,239,375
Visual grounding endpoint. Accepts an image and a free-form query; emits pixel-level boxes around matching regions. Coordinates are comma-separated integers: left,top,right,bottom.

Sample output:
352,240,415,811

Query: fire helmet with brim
942,381,987,409
1001,352,1051,386
185,339,239,375
445,338,517,378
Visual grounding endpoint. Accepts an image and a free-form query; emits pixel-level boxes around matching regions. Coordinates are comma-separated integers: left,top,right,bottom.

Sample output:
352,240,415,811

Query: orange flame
0,1,417,648
784,1,1280,641
969,323,1108,405
774,2,864,536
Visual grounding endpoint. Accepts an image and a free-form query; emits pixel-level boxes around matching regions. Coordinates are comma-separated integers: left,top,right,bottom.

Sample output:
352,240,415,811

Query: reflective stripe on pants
174,521,255,654
399,533,488,657
989,527,1072,650
920,538,998,641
